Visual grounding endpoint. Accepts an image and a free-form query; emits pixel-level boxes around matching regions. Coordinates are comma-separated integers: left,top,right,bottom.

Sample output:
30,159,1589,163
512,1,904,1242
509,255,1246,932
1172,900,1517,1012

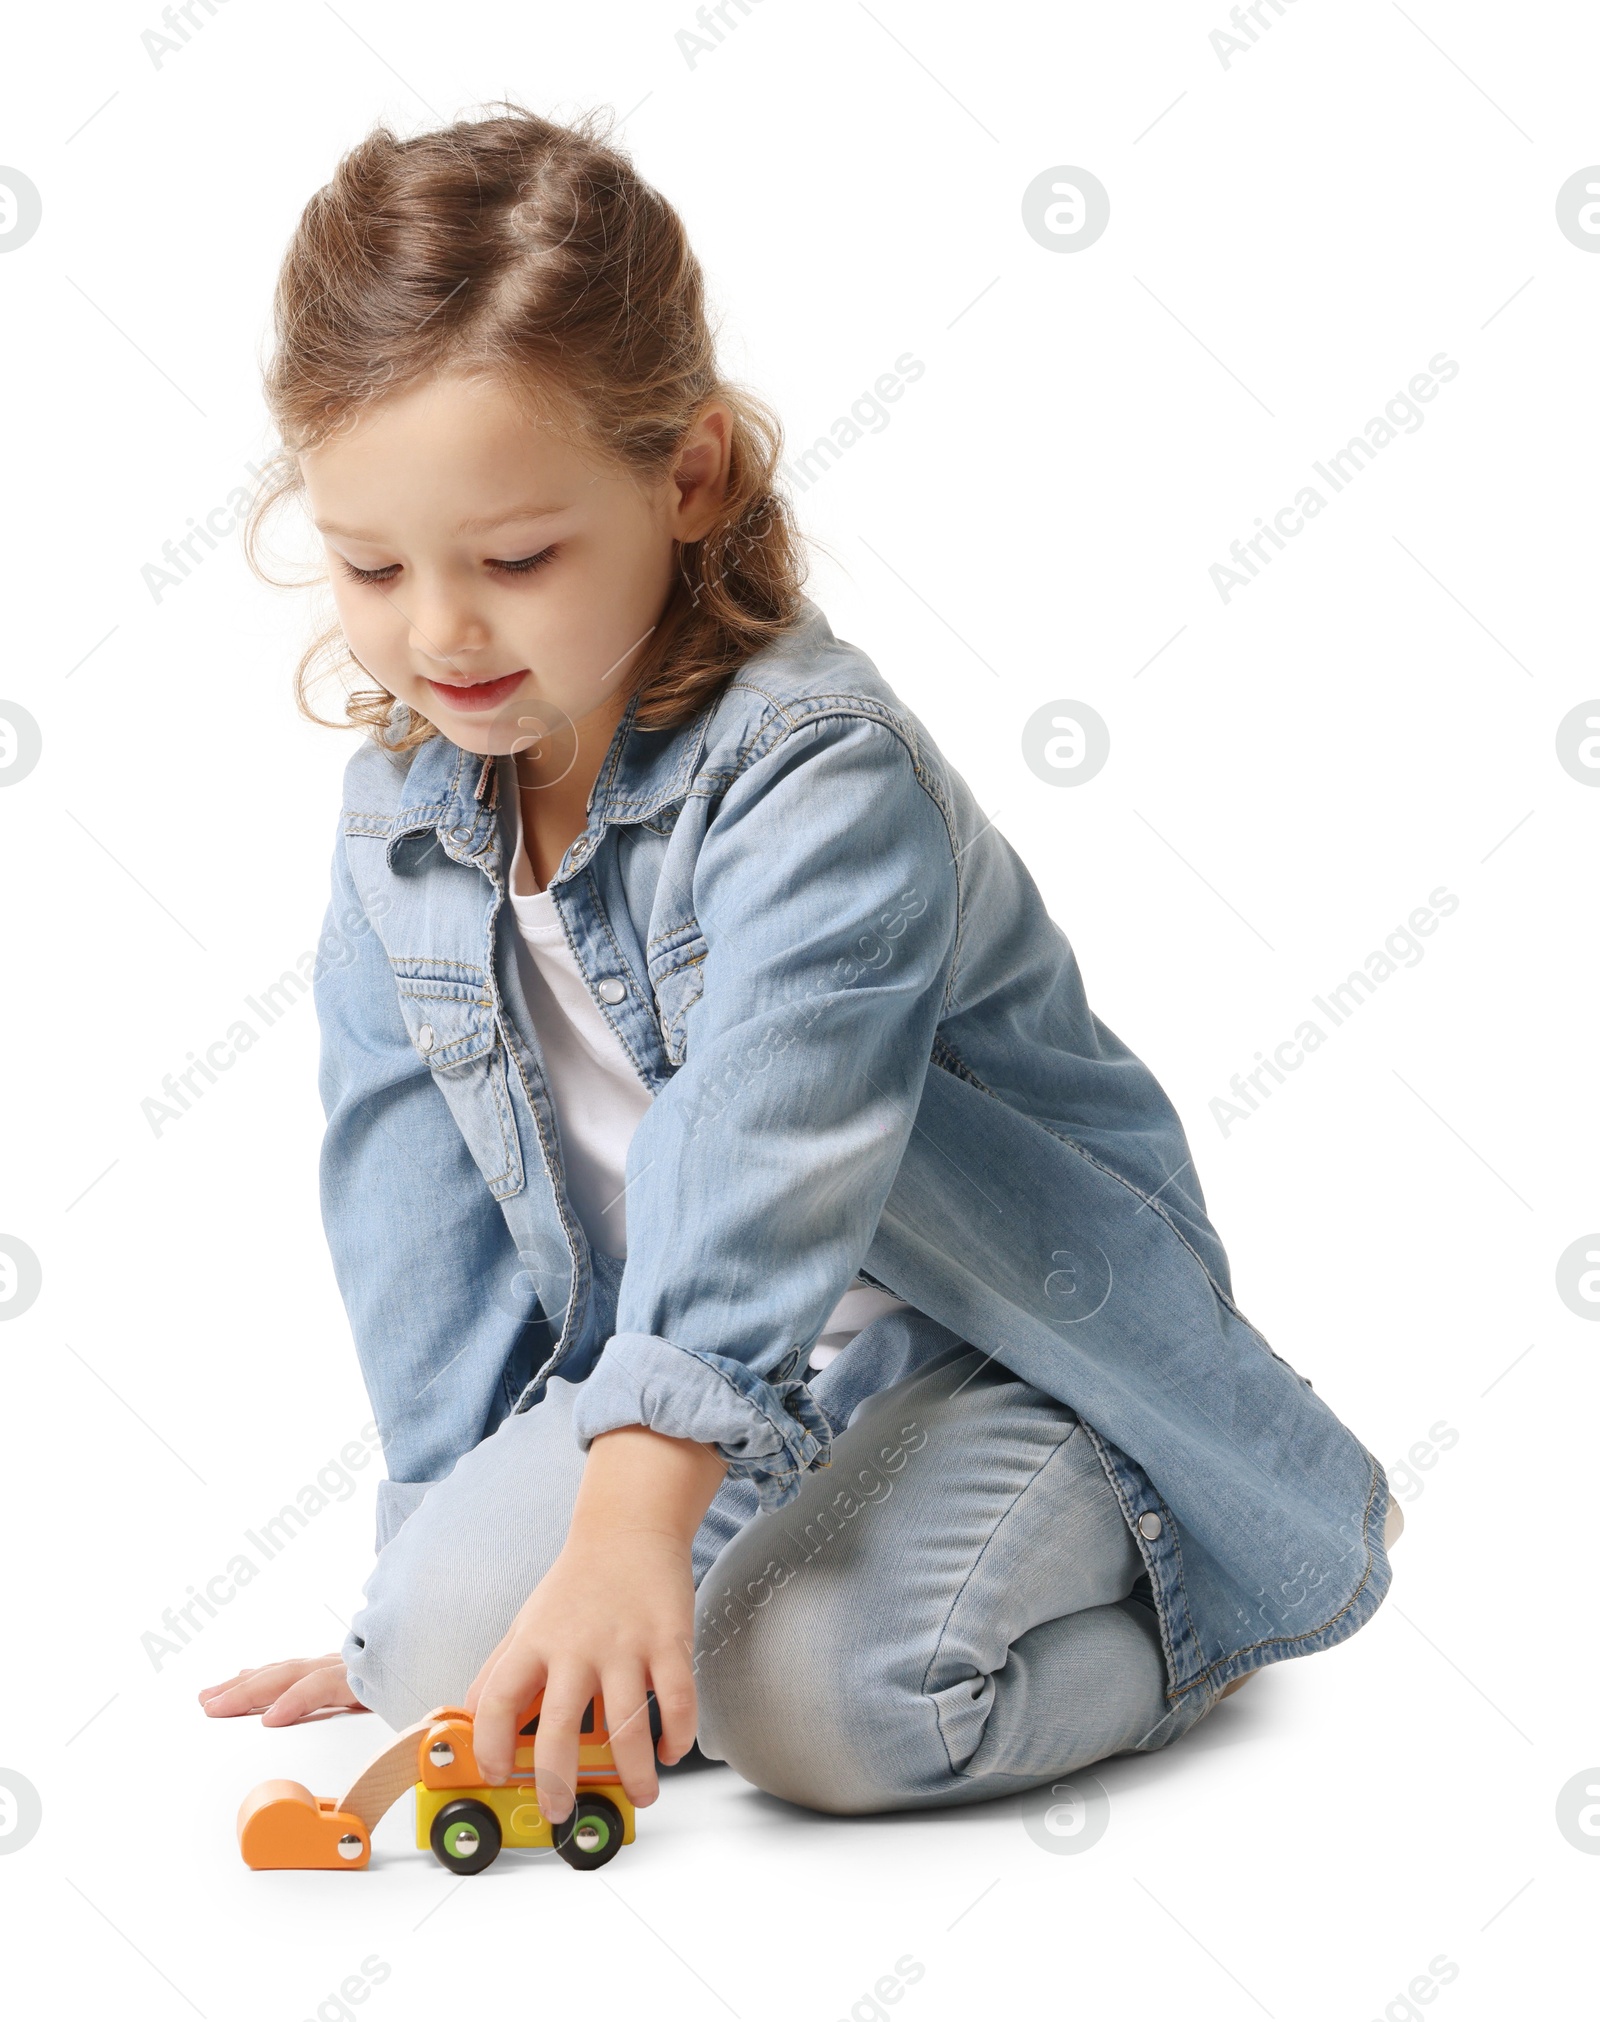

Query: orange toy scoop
238,1715,435,1870
237,1780,372,1870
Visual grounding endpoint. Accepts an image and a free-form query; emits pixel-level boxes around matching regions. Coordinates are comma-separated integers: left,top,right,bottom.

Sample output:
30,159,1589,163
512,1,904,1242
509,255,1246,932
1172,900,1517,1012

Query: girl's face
299,372,729,759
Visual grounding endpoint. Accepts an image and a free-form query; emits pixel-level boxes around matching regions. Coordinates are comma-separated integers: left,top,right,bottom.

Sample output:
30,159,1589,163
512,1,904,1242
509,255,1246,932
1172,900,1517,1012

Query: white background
0,1,1594,2016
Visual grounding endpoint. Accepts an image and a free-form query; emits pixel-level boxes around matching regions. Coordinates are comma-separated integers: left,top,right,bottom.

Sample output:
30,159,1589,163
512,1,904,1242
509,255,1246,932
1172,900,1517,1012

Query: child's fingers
260,1663,361,1727
597,1666,660,1811
463,1628,516,1718
471,1648,551,1789
198,1655,345,1717
200,1661,310,1716
648,1643,700,1768
200,1663,300,1704
529,1666,597,1823
200,1678,265,1716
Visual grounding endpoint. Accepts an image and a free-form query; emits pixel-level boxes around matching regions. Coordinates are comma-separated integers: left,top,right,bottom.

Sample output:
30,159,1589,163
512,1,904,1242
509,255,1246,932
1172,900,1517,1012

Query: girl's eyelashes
489,545,559,576
333,545,559,586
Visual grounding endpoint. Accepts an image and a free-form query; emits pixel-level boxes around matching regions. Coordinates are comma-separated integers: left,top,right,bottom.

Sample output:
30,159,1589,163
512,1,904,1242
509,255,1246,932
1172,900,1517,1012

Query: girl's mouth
423,670,530,712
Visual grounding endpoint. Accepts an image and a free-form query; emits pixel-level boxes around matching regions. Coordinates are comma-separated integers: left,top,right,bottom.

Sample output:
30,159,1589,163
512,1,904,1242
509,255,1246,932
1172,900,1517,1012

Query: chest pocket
646,928,706,1069
391,959,525,1200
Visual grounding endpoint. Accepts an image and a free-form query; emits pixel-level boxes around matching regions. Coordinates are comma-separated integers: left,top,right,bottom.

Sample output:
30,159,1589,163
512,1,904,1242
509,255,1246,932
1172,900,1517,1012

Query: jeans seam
920,1413,1085,1782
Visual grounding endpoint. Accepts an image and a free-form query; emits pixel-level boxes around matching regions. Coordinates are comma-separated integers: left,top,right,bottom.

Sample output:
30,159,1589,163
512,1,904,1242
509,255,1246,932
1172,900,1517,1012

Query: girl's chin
401,709,504,754
397,690,584,783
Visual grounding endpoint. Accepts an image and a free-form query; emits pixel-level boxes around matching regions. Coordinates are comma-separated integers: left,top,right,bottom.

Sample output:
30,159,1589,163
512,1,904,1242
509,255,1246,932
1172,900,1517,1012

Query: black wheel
553,1794,625,1871
429,1798,502,1875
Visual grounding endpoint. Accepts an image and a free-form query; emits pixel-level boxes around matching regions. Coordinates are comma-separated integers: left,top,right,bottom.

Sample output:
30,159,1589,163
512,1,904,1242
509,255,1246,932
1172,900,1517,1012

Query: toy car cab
415,1697,634,1873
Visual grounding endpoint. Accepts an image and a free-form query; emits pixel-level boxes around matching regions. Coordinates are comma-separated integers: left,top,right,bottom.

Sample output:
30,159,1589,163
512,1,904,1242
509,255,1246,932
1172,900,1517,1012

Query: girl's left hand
198,1653,366,1723
463,1424,726,1821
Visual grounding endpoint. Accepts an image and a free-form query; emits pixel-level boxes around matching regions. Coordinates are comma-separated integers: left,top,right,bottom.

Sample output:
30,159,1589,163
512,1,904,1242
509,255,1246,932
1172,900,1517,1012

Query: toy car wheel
429,1799,502,1875
553,1795,625,1871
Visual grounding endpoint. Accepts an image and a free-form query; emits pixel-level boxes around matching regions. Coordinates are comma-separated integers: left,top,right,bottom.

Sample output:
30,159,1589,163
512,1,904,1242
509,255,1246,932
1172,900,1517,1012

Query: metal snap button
596,977,627,1005
449,823,474,844
416,1023,436,1054
1137,1512,1163,1541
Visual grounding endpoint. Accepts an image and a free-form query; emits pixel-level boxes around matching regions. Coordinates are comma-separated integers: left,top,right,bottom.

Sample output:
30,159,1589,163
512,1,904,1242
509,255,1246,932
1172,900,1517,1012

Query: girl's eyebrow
315,503,567,539
455,503,568,533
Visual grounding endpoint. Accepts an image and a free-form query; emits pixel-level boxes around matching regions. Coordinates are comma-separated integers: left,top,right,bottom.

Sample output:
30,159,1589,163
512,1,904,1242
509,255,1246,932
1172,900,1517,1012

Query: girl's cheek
329,585,361,644
337,597,396,680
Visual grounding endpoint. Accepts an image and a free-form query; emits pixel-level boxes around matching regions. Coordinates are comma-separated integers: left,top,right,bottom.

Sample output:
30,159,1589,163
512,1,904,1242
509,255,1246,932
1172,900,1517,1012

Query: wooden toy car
238,1691,636,1873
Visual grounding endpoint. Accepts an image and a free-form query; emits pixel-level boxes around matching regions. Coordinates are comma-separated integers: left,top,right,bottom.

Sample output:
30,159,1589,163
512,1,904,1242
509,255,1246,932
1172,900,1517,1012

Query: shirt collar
385,689,711,873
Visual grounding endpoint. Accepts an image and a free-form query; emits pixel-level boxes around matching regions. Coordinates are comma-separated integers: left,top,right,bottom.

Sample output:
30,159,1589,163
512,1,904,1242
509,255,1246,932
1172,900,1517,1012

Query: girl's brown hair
247,102,807,747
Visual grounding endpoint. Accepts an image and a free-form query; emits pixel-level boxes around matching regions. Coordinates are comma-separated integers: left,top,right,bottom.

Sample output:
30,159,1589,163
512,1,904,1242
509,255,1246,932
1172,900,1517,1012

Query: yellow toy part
416,1778,635,1873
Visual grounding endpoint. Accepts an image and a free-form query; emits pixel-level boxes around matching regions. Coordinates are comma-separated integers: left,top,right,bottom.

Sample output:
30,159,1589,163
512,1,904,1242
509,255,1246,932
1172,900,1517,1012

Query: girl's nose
406,586,491,670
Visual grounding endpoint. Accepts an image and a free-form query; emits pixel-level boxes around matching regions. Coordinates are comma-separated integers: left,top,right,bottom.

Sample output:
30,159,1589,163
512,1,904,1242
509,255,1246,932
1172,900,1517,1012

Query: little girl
201,105,1396,1822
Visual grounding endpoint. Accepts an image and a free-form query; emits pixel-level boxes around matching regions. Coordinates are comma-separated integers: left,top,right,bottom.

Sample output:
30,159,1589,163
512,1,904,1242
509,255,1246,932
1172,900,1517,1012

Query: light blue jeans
342,1340,1178,1815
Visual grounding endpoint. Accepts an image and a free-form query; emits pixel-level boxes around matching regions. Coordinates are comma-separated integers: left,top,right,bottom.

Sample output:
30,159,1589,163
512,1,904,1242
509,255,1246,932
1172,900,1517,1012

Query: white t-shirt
503,772,908,1371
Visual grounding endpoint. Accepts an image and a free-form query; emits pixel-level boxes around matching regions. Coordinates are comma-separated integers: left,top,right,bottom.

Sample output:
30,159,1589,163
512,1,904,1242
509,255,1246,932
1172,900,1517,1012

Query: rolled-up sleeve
569,711,959,1509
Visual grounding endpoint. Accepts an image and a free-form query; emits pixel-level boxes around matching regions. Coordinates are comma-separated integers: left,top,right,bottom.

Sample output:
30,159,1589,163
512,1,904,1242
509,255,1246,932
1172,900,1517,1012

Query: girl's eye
489,546,558,577
334,547,558,586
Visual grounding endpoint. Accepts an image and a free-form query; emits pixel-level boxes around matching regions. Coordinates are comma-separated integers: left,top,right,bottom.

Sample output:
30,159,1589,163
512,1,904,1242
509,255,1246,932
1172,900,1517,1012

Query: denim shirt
315,597,1393,1726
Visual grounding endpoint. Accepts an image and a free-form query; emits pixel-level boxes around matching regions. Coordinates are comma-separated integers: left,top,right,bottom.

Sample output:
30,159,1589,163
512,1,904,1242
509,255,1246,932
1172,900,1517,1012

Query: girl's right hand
199,1655,367,1725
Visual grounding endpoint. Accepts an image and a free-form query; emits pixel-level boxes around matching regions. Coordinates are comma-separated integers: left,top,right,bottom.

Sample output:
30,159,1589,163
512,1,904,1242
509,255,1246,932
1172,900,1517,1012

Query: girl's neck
514,689,630,890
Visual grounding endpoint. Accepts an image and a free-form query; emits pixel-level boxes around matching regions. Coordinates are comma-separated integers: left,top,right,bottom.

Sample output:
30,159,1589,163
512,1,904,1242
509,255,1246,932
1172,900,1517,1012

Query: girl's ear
668,402,733,541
